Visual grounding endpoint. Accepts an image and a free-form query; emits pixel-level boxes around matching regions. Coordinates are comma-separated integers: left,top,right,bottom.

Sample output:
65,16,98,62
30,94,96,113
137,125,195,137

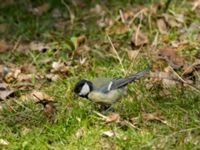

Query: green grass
1,0,200,149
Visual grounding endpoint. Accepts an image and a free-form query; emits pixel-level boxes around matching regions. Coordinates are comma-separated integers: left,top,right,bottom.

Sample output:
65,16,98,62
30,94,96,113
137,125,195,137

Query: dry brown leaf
46,73,60,81
15,41,30,52
105,112,120,123
43,102,56,120
4,72,15,83
192,0,200,10
20,64,36,74
32,3,51,15
4,69,21,83
17,74,34,82
121,10,134,24
150,68,179,88
0,83,14,100
31,90,53,103
163,14,182,28
142,111,164,122
183,59,200,75
29,41,50,52
77,35,87,46
158,46,185,69
51,61,69,75
127,50,139,60
0,40,10,53
106,24,129,34
132,29,149,46
97,17,113,28
90,4,105,15
157,18,168,34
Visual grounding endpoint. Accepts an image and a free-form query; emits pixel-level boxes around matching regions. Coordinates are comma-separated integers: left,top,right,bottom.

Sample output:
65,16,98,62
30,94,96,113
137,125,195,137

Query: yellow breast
88,89,125,105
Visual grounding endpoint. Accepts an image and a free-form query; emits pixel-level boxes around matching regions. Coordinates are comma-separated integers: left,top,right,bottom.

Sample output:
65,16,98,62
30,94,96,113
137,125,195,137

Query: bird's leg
100,105,116,114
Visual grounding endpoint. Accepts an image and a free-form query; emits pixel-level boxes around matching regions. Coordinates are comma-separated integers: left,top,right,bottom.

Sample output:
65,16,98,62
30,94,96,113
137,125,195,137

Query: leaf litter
1,1,200,148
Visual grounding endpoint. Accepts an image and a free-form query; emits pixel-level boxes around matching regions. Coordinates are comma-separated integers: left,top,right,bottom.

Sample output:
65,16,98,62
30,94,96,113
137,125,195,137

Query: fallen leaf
51,61,69,75
20,64,36,74
183,59,200,75
75,45,90,56
0,83,14,100
142,111,164,122
29,41,50,52
157,18,168,34
46,73,60,81
32,3,51,15
158,46,185,69
0,40,10,53
43,102,56,120
90,4,105,15
192,0,200,10
17,74,34,82
0,139,9,145
102,130,114,137
150,68,179,88
106,24,129,34
132,28,149,46
15,41,30,52
97,17,113,28
105,112,120,123
127,50,139,60
121,9,134,24
31,90,53,103
77,35,87,46
163,14,182,28
4,72,15,83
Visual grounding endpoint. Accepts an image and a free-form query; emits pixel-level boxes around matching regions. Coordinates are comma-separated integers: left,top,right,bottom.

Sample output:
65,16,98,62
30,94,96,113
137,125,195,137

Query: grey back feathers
97,68,150,93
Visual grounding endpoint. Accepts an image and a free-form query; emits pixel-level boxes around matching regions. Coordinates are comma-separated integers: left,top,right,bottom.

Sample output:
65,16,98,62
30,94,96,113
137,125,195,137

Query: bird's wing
91,77,112,89
99,68,150,92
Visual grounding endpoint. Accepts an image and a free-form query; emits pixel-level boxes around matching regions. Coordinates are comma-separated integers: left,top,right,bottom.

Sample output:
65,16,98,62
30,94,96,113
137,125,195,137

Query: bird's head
74,79,93,98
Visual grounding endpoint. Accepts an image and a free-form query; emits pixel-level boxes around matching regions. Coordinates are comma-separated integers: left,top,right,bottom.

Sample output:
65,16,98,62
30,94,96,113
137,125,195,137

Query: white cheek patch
79,83,90,96
107,81,113,91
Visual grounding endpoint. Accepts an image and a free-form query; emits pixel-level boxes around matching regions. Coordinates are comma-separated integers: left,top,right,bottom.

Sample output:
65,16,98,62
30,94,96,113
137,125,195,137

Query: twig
119,9,125,23
11,36,22,52
61,0,75,24
169,66,200,93
106,34,126,75
93,111,107,120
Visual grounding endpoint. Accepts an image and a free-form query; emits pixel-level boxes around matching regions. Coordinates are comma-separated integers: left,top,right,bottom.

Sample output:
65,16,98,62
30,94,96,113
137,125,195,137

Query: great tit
74,68,150,105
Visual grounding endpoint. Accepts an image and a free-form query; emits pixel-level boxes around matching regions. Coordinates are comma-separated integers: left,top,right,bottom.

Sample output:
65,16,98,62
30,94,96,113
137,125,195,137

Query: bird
74,68,150,106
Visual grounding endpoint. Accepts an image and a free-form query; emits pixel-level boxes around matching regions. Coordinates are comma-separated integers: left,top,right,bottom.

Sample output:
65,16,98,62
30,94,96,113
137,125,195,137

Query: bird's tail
127,68,150,81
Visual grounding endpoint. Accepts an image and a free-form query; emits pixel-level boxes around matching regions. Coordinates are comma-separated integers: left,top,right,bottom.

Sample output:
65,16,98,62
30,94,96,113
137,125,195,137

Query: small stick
106,34,126,75
93,111,107,120
169,66,200,93
119,9,125,23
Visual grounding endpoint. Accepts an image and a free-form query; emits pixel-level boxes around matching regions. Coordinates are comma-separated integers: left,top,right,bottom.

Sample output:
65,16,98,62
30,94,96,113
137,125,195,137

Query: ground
0,0,200,149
